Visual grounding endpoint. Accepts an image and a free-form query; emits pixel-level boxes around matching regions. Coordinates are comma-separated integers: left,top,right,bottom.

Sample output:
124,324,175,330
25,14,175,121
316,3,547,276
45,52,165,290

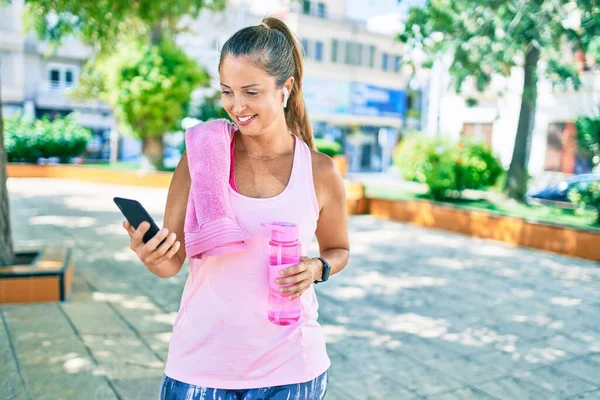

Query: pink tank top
164,135,330,389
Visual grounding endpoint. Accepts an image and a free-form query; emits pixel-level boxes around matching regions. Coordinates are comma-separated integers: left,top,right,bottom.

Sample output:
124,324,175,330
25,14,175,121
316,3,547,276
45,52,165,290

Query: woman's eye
221,91,232,96
246,92,259,97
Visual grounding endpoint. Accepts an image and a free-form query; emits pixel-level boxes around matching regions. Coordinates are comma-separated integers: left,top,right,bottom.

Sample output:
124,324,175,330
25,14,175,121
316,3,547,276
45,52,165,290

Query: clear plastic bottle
261,221,301,326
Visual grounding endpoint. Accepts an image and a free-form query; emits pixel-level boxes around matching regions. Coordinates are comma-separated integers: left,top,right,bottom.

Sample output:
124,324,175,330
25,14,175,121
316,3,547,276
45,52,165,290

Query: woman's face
219,55,286,136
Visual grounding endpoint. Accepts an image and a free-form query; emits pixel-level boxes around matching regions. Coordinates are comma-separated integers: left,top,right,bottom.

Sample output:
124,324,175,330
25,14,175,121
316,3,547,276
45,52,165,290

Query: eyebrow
220,83,261,89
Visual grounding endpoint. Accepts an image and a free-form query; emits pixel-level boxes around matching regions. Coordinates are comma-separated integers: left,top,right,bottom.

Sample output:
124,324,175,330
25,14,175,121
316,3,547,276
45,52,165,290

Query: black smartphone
113,197,161,243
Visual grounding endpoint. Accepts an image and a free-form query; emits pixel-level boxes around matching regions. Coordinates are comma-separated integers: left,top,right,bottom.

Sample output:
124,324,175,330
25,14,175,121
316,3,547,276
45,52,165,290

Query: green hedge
4,114,92,163
393,135,504,199
315,138,343,157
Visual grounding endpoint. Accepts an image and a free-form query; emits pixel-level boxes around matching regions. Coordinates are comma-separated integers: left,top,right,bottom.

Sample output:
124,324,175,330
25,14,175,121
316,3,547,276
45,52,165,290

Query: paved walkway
2,178,600,400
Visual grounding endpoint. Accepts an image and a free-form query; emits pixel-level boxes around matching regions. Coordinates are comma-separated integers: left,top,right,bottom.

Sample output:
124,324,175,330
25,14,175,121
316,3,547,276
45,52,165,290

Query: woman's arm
312,151,350,279
125,151,190,279
269,151,350,299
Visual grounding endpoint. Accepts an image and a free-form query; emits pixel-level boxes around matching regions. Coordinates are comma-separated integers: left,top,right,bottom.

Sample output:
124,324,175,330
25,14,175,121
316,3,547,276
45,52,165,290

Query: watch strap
314,257,331,284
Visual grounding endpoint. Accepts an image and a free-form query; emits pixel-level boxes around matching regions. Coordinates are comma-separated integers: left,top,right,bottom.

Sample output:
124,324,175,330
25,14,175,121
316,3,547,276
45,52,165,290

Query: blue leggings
159,370,328,400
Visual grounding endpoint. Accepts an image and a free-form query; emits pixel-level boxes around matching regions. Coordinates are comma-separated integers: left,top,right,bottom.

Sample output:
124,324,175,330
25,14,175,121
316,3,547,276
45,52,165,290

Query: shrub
4,114,92,163
393,135,437,183
568,181,600,225
315,138,343,157
393,135,504,199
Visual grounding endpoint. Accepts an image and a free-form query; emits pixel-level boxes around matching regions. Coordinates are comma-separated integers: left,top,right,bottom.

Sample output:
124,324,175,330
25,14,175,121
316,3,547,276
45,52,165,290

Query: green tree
574,106,600,168
0,0,226,266
24,0,226,168
398,0,600,201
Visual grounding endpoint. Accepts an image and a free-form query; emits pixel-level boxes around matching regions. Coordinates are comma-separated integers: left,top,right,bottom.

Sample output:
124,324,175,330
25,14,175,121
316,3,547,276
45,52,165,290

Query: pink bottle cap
260,221,299,243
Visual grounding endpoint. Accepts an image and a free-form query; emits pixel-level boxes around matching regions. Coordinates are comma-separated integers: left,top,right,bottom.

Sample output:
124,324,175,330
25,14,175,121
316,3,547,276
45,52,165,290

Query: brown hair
218,17,315,149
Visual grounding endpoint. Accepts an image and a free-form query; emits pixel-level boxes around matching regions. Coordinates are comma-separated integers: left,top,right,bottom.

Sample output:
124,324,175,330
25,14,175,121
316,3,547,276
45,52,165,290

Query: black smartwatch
314,257,331,284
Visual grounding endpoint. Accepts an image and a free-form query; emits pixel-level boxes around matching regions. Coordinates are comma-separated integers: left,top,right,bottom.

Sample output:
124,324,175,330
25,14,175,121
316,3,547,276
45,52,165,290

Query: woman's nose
232,95,246,114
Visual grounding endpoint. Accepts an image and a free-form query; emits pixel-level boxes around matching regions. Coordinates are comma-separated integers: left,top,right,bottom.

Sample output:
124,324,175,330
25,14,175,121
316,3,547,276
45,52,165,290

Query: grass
364,181,600,232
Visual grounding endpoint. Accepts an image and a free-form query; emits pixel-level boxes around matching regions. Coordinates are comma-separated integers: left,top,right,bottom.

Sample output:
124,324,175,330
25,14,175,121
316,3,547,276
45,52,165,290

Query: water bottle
261,221,302,326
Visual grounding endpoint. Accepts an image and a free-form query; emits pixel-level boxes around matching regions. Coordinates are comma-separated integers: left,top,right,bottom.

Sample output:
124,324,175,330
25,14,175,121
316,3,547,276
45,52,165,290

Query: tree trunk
141,136,164,170
0,59,15,267
505,44,540,201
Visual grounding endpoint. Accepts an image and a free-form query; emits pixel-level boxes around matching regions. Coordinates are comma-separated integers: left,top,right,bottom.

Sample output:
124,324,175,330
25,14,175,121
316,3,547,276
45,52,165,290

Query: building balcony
36,81,110,112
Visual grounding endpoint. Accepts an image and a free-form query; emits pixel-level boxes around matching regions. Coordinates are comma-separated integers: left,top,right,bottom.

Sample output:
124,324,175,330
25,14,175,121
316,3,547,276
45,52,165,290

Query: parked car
528,174,600,202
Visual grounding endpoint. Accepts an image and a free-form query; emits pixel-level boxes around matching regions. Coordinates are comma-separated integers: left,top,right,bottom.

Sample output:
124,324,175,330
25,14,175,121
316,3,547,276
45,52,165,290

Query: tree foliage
398,0,600,201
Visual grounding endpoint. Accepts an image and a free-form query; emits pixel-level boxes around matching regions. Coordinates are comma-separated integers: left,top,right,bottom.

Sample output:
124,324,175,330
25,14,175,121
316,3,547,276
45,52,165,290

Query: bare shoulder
310,149,345,210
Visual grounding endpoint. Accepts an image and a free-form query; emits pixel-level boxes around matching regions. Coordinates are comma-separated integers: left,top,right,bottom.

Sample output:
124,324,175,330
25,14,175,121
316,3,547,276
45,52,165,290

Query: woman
123,16,349,400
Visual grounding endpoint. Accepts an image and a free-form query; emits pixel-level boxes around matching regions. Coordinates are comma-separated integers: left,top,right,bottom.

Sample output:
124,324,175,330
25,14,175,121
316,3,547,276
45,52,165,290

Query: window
49,69,60,89
315,41,323,62
543,122,590,173
331,39,338,63
302,0,311,14
356,44,363,66
369,45,376,68
344,42,352,65
317,2,326,18
0,52,11,81
394,55,402,72
461,123,493,147
301,39,310,58
381,53,389,71
65,69,74,87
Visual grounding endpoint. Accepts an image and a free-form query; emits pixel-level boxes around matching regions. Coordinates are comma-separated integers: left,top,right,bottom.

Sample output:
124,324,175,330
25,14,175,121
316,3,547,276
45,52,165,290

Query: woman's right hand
123,220,181,271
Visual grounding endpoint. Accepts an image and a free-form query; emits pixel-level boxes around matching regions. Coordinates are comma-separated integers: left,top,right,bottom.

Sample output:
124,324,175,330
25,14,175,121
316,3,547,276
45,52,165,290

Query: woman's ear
283,87,289,108
282,77,295,108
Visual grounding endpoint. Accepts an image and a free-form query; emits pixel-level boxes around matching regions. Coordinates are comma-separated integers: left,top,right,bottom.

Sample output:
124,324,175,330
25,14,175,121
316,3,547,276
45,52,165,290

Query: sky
346,0,426,21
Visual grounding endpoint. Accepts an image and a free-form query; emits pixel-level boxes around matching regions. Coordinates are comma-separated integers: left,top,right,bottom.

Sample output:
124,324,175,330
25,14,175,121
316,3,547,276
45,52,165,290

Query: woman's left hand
276,257,323,300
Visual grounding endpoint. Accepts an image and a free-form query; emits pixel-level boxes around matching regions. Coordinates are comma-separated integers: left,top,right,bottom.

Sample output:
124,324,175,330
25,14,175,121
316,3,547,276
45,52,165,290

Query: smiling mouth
237,115,257,123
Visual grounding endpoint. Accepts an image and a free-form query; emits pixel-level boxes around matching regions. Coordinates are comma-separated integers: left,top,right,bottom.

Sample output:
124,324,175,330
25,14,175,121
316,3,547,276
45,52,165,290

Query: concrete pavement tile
19,364,117,400
327,333,423,376
474,376,557,400
81,334,164,380
138,332,172,362
512,366,597,398
111,301,176,334
0,370,27,400
426,387,500,399
532,334,599,356
389,365,464,396
327,354,421,399
61,302,132,335
560,328,600,352
323,384,361,400
472,343,572,372
565,389,600,399
554,357,600,385
430,356,508,386
111,377,163,400
392,335,464,365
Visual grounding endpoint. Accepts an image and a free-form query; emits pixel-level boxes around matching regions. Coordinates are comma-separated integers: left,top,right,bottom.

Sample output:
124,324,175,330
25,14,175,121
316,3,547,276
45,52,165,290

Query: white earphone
283,87,289,108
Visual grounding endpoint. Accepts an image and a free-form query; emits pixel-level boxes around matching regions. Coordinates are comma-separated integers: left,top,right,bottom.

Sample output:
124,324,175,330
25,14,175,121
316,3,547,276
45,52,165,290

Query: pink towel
184,119,250,259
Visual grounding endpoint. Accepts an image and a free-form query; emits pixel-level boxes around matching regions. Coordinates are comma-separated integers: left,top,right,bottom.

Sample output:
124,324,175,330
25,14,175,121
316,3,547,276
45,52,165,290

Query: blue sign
350,83,406,118
303,77,351,115
302,77,406,119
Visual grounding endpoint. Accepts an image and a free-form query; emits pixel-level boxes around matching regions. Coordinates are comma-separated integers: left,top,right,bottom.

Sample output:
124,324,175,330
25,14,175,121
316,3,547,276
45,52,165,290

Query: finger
276,270,309,285
278,273,311,293
123,221,135,236
279,262,307,277
139,228,170,258
285,282,312,300
146,233,177,264
150,241,181,266
130,222,150,249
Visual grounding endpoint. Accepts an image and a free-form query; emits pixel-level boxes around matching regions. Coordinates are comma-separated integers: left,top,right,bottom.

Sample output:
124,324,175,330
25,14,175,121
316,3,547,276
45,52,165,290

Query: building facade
181,0,418,172
427,54,600,181
0,0,117,161
2,0,417,171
